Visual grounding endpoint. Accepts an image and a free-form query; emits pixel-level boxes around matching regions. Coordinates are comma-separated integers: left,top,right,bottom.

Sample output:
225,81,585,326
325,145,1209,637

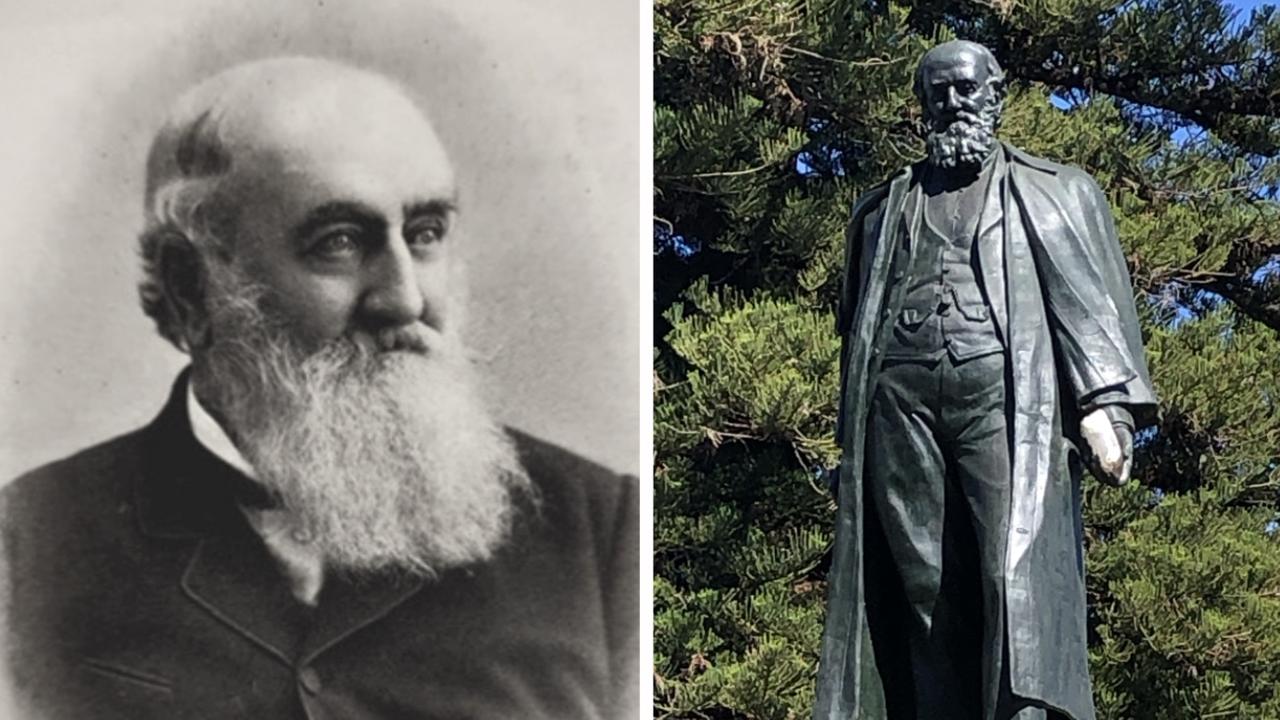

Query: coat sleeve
834,188,887,448
1013,167,1158,429
603,474,639,717
1072,172,1159,428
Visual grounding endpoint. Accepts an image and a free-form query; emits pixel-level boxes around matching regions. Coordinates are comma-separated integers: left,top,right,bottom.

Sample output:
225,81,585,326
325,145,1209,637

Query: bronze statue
814,40,1157,720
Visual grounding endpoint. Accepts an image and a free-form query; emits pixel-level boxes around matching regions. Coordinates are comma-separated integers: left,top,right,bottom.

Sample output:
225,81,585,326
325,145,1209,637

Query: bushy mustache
925,104,999,168
931,108,988,133
375,322,441,354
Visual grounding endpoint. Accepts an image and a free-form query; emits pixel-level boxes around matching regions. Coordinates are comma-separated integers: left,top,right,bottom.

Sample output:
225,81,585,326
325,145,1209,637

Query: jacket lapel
137,370,307,667
861,166,916,310
899,171,924,264
181,528,312,666
977,151,1008,341
135,371,273,541
837,165,914,716
299,571,425,664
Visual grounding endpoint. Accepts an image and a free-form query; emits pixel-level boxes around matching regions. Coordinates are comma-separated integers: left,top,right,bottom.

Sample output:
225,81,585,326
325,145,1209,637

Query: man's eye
311,230,363,259
406,220,448,247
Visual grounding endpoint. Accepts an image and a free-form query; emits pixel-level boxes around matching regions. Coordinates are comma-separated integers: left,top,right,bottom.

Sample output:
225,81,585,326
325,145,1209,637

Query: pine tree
654,1,1280,718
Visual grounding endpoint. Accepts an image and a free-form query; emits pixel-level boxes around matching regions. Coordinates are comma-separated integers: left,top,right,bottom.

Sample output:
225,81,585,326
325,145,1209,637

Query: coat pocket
955,303,991,321
899,308,928,327
82,657,173,694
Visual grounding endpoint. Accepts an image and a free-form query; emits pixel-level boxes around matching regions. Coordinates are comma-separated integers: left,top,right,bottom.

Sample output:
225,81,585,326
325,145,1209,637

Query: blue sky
1050,0,1276,119
1228,0,1272,13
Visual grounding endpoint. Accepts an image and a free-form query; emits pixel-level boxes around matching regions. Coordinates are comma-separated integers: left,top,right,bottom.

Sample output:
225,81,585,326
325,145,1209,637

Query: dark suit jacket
2,373,638,719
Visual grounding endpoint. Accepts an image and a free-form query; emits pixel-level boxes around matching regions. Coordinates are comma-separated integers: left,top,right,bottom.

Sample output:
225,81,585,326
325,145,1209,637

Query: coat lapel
899,171,924,264
976,151,1008,342
299,571,425,664
1001,147,1099,720
137,370,309,668
864,168,916,311
181,528,312,667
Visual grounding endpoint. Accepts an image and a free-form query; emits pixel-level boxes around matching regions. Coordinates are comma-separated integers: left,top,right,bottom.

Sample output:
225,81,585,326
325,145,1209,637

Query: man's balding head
912,40,1005,115
139,57,455,352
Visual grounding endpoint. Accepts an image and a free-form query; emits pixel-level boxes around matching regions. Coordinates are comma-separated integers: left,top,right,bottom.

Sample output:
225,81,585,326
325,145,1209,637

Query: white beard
196,264,532,578
926,105,999,169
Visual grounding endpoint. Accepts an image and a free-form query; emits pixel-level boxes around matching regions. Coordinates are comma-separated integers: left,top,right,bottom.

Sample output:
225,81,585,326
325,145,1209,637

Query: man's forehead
201,62,456,212
923,49,984,82
147,59,455,207
219,70,442,162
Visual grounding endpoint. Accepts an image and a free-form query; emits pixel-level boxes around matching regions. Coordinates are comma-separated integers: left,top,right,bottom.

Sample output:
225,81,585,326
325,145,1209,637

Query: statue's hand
1080,408,1132,486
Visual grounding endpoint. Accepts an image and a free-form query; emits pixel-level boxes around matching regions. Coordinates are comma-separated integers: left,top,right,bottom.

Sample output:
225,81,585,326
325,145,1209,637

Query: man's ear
989,78,1007,124
155,233,212,351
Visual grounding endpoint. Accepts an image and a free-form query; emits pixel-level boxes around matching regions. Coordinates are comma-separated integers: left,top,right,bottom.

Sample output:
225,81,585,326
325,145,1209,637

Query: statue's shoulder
850,180,891,218
1003,143,1105,201
850,163,918,220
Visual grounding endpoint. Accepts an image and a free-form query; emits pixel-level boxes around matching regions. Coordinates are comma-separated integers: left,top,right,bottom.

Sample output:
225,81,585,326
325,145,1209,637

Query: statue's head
913,40,1006,170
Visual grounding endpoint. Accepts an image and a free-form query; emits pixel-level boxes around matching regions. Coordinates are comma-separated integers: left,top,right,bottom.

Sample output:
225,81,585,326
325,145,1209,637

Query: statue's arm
835,189,886,336
832,213,862,469
830,189,884,496
1061,172,1151,483
1020,168,1153,417
1071,170,1158,420
833,190,886,441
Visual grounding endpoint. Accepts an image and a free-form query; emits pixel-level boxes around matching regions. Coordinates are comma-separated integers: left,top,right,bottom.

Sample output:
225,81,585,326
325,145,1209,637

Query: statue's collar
1000,141,1061,174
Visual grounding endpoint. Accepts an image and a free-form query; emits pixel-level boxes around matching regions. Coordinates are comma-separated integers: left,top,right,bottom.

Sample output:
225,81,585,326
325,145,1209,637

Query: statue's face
919,47,997,129
918,45,1001,169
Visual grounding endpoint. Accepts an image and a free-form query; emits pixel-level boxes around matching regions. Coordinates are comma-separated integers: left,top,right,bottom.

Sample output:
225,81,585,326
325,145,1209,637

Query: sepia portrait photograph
0,0,641,718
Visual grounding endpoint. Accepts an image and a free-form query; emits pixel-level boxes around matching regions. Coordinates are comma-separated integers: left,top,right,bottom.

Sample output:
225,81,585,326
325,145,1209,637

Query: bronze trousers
863,352,1062,720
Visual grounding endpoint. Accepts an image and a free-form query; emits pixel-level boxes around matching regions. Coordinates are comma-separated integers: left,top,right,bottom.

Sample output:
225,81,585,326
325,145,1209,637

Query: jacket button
298,666,323,695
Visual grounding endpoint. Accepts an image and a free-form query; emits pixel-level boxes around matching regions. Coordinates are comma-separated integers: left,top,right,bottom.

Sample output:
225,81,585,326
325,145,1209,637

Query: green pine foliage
655,1,1280,718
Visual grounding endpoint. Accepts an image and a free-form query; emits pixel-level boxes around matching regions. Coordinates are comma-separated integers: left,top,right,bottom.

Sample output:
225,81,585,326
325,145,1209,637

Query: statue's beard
197,264,532,578
926,104,1000,169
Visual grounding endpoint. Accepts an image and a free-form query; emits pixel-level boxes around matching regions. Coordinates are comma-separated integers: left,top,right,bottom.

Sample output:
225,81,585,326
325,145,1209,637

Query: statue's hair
912,40,1007,112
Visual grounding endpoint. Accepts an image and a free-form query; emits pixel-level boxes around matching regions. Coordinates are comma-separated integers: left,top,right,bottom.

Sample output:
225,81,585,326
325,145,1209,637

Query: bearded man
2,57,637,720
813,41,1156,720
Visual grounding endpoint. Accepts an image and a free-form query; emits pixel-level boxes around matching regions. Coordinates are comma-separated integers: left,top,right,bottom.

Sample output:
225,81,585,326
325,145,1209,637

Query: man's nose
943,85,962,110
360,240,425,327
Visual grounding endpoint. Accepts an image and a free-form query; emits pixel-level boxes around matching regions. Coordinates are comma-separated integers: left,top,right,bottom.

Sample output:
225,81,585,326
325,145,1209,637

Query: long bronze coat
814,143,1157,720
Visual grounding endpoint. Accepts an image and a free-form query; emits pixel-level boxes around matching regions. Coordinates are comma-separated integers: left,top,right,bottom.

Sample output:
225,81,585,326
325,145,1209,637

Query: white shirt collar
186,382,258,480
185,381,325,605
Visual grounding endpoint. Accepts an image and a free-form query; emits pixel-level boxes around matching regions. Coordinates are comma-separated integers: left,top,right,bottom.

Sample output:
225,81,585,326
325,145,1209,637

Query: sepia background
0,0,639,479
